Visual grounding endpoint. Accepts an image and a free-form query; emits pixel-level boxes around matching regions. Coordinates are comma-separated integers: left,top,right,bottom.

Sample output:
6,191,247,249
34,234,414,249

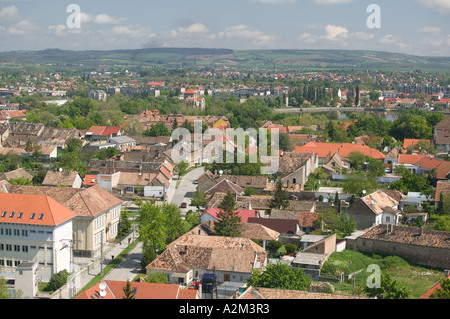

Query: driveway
168,166,204,214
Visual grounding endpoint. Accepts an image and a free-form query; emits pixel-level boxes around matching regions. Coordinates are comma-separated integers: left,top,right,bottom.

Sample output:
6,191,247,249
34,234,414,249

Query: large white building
0,193,76,281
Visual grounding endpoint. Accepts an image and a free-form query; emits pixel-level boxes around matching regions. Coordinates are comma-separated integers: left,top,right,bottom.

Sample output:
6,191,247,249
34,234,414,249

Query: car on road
180,202,187,208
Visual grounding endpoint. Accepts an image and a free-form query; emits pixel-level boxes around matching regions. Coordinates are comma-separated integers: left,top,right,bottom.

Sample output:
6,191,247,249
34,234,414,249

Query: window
38,214,44,220
22,246,28,253
30,213,35,219
17,212,23,219
14,245,20,252
1,211,6,218
9,212,14,218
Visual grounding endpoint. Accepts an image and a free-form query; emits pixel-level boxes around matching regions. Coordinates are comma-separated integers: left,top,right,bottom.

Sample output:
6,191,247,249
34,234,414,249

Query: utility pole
100,231,104,276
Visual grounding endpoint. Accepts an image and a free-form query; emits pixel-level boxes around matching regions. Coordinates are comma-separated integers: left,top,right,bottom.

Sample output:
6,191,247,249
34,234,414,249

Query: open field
321,250,444,299
0,48,449,71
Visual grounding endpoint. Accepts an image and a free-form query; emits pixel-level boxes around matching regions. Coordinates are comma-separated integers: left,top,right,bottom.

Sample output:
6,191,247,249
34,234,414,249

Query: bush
285,243,298,255
46,270,70,292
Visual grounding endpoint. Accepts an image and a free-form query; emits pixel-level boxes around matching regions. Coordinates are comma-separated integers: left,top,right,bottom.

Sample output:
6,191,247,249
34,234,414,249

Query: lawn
321,250,443,299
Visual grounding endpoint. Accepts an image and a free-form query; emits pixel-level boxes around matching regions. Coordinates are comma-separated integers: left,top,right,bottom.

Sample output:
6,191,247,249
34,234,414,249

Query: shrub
285,243,298,255
46,270,70,292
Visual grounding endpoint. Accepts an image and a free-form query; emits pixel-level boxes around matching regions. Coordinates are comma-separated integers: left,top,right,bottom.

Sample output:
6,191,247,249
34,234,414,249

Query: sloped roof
147,234,267,274
205,178,244,195
0,168,33,182
42,170,80,187
75,281,198,299
247,217,298,235
434,116,450,130
295,142,385,160
360,190,400,215
5,185,122,218
0,193,76,226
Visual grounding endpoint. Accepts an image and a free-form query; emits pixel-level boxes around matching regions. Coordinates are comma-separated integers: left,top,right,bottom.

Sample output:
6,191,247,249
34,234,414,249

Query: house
200,208,260,224
269,210,318,234
204,179,244,197
86,126,122,141
75,280,200,299
247,217,302,237
347,190,403,230
108,136,136,151
397,154,450,178
188,220,279,250
292,234,337,281
2,185,123,258
0,168,33,183
321,151,350,176
146,234,268,286
294,142,385,164
435,180,450,210
83,175,98,188
434,116,450,153
42,170,83,188
277,152,319,190
197,170,269,194
0,193,76,281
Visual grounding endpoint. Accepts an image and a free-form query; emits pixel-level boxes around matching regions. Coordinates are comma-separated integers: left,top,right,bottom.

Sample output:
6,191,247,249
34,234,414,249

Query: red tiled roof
420,274,450,299
83,175,98,186
184,89,197,94
202,208,259,223
0,193,76,226
295,142,385,159
402,139,430,149
76,281,199,299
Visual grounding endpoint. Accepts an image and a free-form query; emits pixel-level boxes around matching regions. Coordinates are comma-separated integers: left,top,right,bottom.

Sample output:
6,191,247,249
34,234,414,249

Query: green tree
122,279,136,299
191,188,206,210
46,270,70,292
215,190,241,237
337,213,357,237
429,278,450,299
266,240,283,256
365,274,410,299
137,200,186,266
269,179,290,210
0,276,22,299
117,210,132,238
144,123,170,137
246,263,312,291
143,271,169,284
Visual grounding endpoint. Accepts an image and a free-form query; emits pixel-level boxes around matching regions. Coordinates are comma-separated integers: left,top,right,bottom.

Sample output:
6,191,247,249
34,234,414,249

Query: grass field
321,250,444,299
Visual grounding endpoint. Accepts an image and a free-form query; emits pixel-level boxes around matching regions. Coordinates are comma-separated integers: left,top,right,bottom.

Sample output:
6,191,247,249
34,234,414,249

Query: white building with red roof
0,193,77,281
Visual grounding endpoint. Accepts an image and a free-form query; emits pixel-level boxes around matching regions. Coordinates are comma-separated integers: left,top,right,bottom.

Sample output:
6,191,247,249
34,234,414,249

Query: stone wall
347,236,450,270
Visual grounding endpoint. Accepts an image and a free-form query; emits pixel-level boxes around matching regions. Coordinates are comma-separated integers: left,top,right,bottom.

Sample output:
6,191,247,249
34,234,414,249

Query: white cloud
94,14,127,24
80,12,126,24
420,27,442,33
416,0,450,13
308,0,354,4
170,23,217,39
47,24,67,37
7,19,36,35
379,34,411,49
0,5,20,20
112,25,155,39
252,0,296,3
219,25,275,46
321,25,349,41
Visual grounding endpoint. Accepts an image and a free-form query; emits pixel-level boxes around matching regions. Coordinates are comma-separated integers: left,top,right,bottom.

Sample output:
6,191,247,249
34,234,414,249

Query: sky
0,0,449,56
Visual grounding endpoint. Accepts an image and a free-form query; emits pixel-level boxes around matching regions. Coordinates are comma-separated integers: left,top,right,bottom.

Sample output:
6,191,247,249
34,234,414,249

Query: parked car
180,202,187,208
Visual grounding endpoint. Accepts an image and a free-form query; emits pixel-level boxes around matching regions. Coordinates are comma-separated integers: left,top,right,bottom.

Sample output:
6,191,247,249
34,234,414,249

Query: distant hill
0,47,449,71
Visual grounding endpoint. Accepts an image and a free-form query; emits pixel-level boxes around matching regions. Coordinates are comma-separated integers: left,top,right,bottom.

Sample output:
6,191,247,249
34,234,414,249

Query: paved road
64,168,204,298
168,166,204,214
